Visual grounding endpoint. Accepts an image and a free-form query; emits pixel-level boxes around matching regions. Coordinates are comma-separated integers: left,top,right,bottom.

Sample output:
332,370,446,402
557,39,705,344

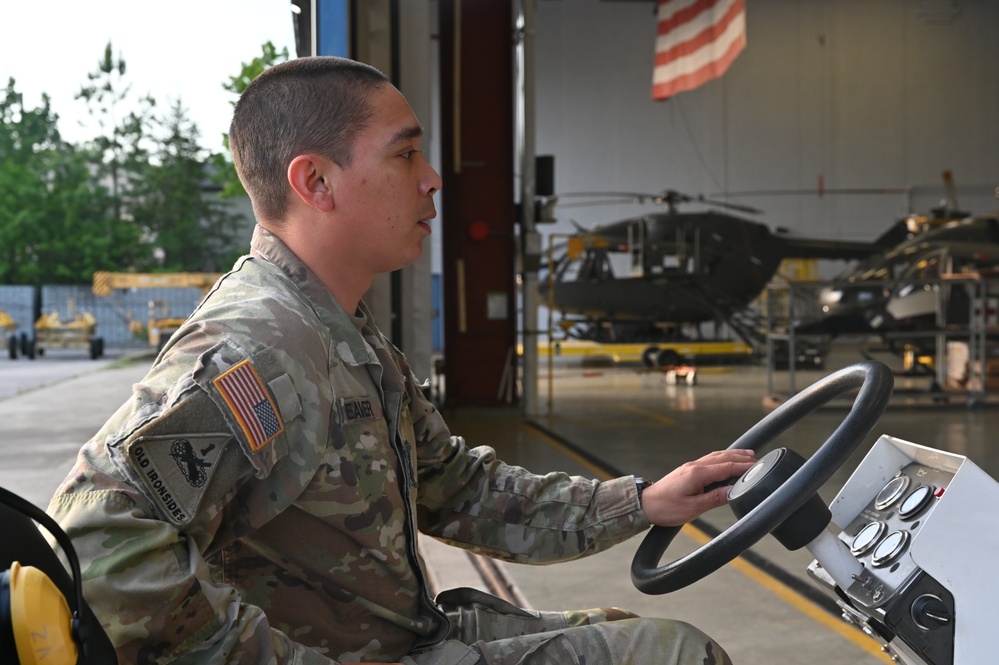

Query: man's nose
424,163,443,196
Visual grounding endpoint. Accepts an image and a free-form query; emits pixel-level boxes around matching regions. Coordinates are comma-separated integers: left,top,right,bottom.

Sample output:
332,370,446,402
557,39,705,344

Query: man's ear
288,154,335,212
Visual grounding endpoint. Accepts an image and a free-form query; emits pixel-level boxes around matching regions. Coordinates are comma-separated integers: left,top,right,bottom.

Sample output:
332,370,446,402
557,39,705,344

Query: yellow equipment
33,307,103,359
92,271,222,350
0,310,15,333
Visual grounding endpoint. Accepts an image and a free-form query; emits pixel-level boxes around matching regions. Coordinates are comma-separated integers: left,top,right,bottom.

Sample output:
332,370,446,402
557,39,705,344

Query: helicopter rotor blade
556,198,651,210
553,190,763,214
708,187,909,197
553,191,665,208
689,194,762,215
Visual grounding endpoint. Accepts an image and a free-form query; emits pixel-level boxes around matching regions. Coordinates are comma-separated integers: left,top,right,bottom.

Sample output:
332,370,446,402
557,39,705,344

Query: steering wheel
631,361,894,595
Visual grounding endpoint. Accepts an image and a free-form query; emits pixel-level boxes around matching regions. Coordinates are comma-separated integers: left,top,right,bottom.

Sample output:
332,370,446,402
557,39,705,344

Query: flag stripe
653,8,745,87
227,369,267,443
654,0,744,69
213,360,284,451
653,30,746,99
657,0,734,40
652,0,746,100
653,13,744,86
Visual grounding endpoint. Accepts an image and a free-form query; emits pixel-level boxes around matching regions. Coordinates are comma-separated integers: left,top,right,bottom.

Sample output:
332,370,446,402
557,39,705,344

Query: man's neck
260,219,371,314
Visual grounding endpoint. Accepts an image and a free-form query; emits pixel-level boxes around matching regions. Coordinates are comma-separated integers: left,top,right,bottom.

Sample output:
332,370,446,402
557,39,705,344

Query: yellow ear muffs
2,562,78,665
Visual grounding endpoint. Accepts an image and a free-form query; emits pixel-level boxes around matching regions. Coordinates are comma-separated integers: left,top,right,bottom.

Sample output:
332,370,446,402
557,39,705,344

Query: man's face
332,84,441,275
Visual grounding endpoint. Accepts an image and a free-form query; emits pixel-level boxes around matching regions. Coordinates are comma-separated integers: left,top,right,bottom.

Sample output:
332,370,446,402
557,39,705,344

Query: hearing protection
0,486,116,665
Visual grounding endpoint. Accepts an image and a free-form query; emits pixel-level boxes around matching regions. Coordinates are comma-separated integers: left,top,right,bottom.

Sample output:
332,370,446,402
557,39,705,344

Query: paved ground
0,348,153,505
0,346,134,399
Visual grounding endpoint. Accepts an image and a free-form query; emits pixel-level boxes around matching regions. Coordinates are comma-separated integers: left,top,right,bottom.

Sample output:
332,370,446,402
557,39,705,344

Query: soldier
48,56,756,665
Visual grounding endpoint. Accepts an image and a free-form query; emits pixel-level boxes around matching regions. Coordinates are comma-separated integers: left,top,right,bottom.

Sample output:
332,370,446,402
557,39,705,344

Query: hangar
2,1,999,663
285,3,999,662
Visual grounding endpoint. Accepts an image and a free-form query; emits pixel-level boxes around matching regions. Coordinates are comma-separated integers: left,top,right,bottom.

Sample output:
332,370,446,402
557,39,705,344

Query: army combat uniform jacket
48,226,651,665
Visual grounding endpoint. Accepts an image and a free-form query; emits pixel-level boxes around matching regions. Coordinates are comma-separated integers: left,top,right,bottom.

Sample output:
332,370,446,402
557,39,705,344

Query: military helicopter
539,189,893,347
792,169,999,333
795,212,999,354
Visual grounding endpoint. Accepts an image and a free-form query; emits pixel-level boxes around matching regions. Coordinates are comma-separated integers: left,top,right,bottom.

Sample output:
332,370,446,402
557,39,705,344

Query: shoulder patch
213,359,285,451
128,434,230,525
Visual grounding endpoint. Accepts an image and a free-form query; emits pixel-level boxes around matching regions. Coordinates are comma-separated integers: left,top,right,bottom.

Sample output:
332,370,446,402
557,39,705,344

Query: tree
1,41,256,286
76,41,155,224
0,78,144,285
212,41,290,198
130,100,242,272
76,42,243,273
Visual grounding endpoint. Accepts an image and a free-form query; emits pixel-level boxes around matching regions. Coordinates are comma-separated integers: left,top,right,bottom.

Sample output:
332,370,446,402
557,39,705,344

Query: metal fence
2,283,207,350
0,285,34,339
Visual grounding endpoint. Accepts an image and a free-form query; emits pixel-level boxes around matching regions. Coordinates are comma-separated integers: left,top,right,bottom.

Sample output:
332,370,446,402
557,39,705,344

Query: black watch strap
635,477,652,509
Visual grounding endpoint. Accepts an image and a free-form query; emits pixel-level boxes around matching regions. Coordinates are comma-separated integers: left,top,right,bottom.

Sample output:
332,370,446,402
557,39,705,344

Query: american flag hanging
652,0,747,101
213,359,284,451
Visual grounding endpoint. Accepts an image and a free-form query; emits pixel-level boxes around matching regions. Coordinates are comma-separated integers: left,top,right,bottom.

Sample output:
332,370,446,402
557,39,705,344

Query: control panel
804,434,999,665
837,462,951,610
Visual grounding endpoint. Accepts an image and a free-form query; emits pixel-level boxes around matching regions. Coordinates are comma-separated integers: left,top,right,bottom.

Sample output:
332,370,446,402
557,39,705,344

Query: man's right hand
639,449,757,526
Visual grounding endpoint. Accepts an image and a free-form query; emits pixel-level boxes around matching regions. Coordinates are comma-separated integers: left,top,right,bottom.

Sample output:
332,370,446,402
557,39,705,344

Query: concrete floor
3,342,997,664
441,342,999,664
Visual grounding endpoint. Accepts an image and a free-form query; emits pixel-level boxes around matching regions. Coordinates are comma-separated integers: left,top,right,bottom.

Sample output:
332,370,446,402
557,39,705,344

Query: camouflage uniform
48,225,730,665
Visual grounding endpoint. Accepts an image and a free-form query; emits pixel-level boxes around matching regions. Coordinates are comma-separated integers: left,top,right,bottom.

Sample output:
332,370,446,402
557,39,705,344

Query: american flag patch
213,359,284,451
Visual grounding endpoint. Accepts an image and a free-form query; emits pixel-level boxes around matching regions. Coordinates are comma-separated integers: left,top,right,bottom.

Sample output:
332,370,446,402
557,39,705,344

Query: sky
0,0,298,152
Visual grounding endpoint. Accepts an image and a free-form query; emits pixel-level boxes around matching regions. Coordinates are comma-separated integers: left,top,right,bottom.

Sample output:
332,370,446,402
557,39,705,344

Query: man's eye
401,149,419,159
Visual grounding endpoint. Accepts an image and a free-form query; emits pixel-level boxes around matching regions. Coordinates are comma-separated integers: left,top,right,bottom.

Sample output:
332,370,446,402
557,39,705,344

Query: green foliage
0,39,270,285
74,41,246,274
223,41,290,99
129,100,243,272
215,41,290,199
76,41,156,222
0,78,143,284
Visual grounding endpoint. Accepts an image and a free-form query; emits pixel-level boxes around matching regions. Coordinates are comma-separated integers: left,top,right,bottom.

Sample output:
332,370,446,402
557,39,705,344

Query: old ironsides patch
213,359,285,452
129,434,229,524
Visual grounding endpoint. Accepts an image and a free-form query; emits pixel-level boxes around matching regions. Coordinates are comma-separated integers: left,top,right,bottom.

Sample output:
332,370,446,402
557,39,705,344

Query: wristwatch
635,477,653,510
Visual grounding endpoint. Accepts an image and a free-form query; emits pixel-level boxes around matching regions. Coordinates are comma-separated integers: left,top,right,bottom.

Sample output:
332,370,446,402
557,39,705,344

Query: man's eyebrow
386,125,424,147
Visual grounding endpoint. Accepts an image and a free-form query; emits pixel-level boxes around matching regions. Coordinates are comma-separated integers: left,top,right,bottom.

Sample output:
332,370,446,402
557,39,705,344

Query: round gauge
899,485,935,520
874,476,910,510
851,521,886,556
872,530,910,567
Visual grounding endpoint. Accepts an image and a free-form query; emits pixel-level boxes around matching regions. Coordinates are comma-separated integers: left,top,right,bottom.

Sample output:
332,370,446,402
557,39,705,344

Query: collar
249,224,379,366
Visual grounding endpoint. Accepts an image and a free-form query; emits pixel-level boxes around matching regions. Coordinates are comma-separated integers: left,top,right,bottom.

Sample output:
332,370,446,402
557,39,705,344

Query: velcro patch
339,396,382,424
213,359,285,452
128,434,230,525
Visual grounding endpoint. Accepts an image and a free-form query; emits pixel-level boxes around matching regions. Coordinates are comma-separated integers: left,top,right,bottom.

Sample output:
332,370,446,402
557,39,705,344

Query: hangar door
439,0,518,407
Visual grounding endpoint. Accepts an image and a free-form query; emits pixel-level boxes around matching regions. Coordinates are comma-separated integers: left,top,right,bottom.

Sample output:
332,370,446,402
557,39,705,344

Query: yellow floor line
682,524,889,661
527,424,890,662
619,403,676,426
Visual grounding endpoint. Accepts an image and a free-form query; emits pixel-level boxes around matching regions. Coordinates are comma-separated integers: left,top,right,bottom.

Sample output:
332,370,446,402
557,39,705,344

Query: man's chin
391,245,425,272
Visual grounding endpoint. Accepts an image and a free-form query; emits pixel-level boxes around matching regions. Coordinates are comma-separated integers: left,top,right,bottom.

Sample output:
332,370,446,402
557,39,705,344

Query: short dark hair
229,56,389,222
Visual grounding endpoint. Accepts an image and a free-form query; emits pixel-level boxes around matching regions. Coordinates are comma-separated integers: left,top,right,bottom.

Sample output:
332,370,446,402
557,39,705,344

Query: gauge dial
874,476,910,510
872,530,910,567
851,521,886,556
899,485,934,520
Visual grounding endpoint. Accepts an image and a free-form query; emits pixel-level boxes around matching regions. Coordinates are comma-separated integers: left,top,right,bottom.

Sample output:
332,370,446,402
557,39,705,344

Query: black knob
910,594,952,631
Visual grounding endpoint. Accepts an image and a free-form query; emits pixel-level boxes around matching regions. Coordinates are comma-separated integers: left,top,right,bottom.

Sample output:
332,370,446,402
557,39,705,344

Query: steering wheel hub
728,447,832,551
